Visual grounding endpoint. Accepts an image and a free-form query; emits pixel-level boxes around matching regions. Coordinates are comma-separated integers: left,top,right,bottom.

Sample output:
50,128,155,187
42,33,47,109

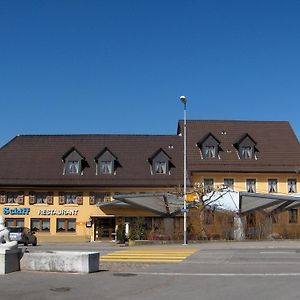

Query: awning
112,193,185,216
239,192,300,214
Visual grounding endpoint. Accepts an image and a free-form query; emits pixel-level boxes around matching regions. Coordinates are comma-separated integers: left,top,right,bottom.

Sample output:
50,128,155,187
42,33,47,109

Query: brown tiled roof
0,120,299,188
0,134,183,187
178,120,300,173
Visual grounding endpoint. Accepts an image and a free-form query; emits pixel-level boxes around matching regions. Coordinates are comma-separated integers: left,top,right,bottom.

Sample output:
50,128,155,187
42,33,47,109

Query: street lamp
180,95,187,245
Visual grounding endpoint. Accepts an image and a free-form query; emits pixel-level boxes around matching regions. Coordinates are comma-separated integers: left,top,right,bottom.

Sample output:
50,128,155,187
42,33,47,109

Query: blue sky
1,0,300,147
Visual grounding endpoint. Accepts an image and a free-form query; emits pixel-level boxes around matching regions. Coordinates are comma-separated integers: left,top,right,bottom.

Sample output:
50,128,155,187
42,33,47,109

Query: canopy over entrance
239,192,300,214
111,193,185,216
99,191,300,217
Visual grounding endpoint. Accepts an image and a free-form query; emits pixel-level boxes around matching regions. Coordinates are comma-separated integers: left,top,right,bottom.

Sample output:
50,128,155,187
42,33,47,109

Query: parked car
8,227,37,246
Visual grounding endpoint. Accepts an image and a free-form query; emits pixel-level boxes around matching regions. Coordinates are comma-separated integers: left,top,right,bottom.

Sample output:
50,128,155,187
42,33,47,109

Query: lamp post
180,95,187,245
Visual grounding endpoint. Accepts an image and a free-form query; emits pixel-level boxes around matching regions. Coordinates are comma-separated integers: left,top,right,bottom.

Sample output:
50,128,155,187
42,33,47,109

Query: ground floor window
5,218,24,227
204,210,214,225
31,218,50,232
56,218,76,232
288,209,298,224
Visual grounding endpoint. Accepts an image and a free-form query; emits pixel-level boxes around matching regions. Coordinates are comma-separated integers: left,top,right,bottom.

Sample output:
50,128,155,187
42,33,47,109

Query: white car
8,227,37,246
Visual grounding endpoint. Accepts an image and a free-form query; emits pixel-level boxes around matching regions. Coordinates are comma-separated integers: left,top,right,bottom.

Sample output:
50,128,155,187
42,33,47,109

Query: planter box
0,248,22,275
20,251,99,273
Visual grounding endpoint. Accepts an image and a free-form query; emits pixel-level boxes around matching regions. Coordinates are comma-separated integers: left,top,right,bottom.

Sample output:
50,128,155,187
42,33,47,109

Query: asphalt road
2,240,300,300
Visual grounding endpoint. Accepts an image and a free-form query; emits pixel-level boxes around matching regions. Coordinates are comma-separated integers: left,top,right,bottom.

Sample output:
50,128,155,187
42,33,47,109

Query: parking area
2,241,300,300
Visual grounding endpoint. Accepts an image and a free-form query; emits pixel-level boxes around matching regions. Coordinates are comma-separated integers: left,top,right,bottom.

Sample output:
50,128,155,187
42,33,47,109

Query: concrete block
20,251,99,273
0,248,22,275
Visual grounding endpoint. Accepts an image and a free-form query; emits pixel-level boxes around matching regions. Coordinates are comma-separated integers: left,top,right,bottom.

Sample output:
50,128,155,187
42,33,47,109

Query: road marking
130,272,300,277
101,247,198,263
259,251,295,254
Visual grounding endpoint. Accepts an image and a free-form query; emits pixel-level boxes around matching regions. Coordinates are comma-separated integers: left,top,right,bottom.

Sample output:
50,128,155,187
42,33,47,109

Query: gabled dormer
95,148,120,175
148,148,174,175
62,147,86,175
197,133,222,159
234,134,258,160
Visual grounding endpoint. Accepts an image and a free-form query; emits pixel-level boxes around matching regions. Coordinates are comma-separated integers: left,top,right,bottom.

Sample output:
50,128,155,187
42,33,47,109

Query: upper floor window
149,148,174,175
29,192,53,205
89,192,111,205
224,178,234,190
100,161,113,174
204,178,214,193
7,192,18,204
204,146,216,158
288,179,297,193
68,161,80,174
0,192,24,205
36,193,47,204
59,192,83,205
66,193,77,204
241,146,253,159
95,148,120,175
234,134,258,160
197,133,222,159
268,179,278,193
62,147,86,175
154,161,167,174
246,179,256,193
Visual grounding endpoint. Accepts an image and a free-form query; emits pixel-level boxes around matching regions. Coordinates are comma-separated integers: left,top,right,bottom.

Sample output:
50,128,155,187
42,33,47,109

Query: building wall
0,187,173,243
191,172,300,239
192,173,300,194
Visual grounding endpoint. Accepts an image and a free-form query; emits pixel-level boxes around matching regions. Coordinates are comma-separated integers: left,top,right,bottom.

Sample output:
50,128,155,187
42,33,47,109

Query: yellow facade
192,173,300,194
191,172,300,239
1,187,176,243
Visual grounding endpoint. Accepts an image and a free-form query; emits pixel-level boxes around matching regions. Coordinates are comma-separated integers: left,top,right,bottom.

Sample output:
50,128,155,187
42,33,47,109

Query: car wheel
24,239,29,246
32,239,37,246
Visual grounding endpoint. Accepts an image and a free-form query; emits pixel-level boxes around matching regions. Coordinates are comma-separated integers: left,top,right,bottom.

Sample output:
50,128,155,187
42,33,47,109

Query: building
178,120,300,239
0,120,299,242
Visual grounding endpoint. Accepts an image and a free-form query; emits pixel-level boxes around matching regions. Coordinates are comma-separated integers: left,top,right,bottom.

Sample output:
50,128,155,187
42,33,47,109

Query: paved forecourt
100,247,198,263
3,241,300,300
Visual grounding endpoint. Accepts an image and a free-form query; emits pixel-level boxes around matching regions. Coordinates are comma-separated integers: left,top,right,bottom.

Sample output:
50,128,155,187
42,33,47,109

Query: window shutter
0,192,6,204
29,193,36,205
89,193,96,205
17,192,24,205
59,193,65,205
47,193,53,205
77,193,83,205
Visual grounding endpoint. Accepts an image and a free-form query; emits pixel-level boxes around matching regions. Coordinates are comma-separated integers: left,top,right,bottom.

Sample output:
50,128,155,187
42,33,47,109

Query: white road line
131,272,300,277
182,261,300,265
259,251,295,254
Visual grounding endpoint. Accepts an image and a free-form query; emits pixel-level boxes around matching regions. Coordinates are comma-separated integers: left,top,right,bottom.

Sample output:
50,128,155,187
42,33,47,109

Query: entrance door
94,217,116,240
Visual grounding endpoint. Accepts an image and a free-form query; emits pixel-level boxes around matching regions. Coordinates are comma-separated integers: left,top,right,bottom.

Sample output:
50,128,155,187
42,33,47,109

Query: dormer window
234,134,258,160
197,133,222,159
154,161,167,174
68,161,80,174
95,148,120,175
62,147,86,175
204,146,216,158
241,146,253,159
100,161,113,174
149,148,174,175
